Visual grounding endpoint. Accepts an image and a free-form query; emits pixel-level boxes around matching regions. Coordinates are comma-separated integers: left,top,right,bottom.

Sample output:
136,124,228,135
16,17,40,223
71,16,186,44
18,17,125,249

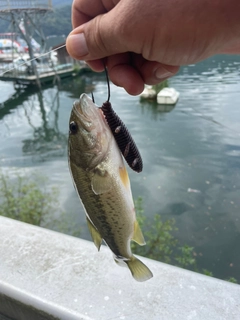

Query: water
1,54,240,282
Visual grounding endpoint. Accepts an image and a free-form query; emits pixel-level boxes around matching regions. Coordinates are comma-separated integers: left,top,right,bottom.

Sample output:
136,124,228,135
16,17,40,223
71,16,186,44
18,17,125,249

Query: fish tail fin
126,256,153,282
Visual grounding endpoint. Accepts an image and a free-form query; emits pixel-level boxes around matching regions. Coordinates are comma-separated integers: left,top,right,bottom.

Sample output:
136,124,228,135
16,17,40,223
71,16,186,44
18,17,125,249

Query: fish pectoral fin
91,167,112,195
126,256,153,282
132,220,146,246
86,217,102,251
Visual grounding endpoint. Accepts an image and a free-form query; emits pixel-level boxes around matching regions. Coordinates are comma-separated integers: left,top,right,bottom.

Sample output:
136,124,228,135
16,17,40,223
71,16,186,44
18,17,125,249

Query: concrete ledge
0,216,239,320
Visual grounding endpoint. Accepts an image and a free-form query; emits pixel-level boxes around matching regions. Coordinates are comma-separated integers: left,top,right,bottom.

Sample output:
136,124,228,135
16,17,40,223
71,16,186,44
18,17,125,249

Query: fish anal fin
86,217,102,251
91,167,112,195
132,220,146,246
126,256,153,282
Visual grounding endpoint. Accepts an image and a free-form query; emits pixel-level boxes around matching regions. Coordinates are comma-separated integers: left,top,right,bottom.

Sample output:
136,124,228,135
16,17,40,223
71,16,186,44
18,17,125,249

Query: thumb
66,12,131,61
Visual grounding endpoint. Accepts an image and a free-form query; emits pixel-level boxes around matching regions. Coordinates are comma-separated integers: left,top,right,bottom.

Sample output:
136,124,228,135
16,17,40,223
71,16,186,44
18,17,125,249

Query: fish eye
69,121,78,134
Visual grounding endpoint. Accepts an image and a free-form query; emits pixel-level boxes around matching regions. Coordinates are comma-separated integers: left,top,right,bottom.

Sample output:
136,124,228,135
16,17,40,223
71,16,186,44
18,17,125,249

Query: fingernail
155,66,173,79
68,33,89,57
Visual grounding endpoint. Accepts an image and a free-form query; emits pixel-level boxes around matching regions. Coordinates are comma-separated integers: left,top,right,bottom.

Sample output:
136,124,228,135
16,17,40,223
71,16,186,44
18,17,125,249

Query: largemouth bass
68,93,153,282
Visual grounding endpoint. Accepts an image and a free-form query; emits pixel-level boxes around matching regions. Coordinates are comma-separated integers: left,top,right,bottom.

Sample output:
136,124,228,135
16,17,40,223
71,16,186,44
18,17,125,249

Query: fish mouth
71,93,96,131
73,93,93,117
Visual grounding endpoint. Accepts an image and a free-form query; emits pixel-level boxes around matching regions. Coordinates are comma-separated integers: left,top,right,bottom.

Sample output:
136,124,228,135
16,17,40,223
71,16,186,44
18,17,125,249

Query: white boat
140,85,157,100
157,88,180,105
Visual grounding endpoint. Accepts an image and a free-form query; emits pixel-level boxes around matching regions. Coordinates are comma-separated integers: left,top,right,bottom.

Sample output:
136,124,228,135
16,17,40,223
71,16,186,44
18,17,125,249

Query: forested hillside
52,0,72,6
0,4,72,37
41,5,72,37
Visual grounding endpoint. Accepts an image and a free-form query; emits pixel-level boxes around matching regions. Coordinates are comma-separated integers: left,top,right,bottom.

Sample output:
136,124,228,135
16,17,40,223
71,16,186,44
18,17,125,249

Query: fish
68,93,153,282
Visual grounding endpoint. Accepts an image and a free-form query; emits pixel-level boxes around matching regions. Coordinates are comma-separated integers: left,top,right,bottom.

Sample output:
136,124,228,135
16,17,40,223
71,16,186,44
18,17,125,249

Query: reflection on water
1,86,66,163
139,99,176,121
21,91,67,160
0,55,240,282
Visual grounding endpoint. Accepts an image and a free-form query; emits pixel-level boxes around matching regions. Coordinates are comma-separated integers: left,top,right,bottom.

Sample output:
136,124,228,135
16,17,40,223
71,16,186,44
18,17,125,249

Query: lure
100,67,143,173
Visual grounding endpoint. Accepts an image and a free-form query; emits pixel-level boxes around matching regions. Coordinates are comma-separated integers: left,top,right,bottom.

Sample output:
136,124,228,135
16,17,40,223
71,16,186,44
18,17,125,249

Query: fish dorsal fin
132,220,146,246
91,167,112,195
86,217,102,251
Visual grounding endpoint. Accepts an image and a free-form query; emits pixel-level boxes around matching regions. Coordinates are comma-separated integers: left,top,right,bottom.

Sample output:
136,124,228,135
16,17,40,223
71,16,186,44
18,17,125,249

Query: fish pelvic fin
132,220,146,246
126,256,153,282
86,217,102,251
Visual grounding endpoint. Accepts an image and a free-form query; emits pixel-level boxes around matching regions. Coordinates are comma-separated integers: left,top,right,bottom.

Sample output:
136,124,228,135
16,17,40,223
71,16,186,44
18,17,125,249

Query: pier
0,64,76,87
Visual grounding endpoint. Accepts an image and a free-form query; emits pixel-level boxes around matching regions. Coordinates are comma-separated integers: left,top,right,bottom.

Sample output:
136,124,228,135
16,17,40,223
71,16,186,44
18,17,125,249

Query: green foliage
0,171,80,237
132,197,184,265
0,172,56,226
41,6,72,37
175,245,197,269
132,197,238,284
202,269,213,277
226,277,238,284
132,198,177,263
153,80,168,92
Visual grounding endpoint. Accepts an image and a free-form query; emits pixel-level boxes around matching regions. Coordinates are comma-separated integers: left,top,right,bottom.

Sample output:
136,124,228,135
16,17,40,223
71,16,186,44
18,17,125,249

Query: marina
0,0,76,88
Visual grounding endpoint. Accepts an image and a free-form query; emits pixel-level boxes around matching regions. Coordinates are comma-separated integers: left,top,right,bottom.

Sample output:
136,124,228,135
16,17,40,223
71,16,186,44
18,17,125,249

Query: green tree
0,171,81,237
41,6,72,37
0,172,55,225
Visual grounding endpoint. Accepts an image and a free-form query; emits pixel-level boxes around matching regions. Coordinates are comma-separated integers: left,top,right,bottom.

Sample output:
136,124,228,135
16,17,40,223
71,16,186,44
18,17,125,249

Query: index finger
72,0,117,28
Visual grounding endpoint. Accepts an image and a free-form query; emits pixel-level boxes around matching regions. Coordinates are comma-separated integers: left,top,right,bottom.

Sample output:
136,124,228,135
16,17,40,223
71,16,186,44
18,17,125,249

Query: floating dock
0,65,75,87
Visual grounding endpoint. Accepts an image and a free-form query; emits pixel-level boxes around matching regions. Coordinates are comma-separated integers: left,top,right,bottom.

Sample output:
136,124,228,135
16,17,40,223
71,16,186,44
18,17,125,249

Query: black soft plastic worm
100,66,143,173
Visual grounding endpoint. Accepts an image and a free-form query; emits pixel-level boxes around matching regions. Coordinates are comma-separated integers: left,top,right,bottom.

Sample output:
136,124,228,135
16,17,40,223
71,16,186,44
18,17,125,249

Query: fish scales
68,93,153,282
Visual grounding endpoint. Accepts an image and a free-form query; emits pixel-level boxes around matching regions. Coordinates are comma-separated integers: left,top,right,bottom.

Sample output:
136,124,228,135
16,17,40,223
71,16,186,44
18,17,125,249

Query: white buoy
157,88,180,105
140,85,157,100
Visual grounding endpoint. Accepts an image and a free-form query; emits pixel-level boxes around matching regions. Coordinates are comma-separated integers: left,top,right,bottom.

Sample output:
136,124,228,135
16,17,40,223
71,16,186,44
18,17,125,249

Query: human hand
66,0,240,95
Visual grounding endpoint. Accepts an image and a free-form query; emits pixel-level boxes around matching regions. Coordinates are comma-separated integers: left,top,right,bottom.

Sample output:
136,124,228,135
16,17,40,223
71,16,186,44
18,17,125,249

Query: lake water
1,54,240,282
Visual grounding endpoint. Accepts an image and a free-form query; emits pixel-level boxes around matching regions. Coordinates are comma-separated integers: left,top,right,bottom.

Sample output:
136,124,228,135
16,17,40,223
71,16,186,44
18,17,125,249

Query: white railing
0,216,239,320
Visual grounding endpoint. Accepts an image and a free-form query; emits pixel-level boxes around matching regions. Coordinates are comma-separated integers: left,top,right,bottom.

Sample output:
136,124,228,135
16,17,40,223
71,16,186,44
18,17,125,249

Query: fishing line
103,64,110,103
91,92,95,103
0,44,67,76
